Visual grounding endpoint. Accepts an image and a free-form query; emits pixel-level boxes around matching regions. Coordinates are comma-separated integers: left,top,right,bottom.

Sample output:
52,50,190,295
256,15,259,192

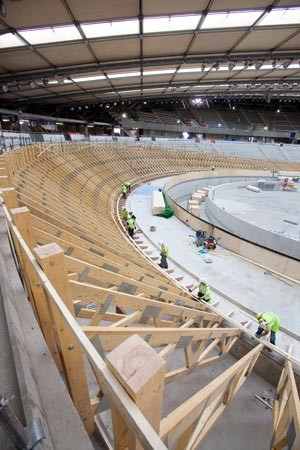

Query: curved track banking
126,176,300,361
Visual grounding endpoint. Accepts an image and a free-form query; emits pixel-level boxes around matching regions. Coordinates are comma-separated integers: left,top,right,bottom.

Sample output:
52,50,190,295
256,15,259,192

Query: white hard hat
199,277,207,284
258,321,267,330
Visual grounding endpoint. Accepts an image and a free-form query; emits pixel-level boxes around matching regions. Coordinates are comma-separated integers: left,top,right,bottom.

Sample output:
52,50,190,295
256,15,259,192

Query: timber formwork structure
0,142,300,450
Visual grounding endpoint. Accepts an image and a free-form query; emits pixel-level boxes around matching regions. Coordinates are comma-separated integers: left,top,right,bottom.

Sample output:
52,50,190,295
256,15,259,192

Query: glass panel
201,10,263,29
81,20,139,38
258,8,300,26
144,15,201,33
19,25,81,44
0,32,25,48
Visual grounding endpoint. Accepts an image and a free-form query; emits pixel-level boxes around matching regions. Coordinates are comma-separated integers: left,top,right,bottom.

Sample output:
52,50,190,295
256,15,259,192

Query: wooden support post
106,334,166,450
1,188,19,209
0,175,10,188
34,243,95,435
10,207,63,372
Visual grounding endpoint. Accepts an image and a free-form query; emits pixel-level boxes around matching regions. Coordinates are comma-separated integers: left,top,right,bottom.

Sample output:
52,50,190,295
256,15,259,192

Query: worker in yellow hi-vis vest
122,183,127,199
255,311,280,346
159,241,169,269
197,278,212,302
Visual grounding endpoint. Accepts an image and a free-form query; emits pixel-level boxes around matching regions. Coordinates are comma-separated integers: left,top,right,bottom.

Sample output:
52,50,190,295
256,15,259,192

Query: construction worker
255,311,280,346
124,181,131,193
159,241,169,269
122,183,127,199
197,278,212,302
121,207,128,221
127,212,136,237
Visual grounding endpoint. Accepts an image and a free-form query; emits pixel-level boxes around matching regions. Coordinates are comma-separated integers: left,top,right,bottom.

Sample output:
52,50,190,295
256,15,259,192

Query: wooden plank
70,280,219,322
82,326,241,352
10,207,63,372
34,243,95,435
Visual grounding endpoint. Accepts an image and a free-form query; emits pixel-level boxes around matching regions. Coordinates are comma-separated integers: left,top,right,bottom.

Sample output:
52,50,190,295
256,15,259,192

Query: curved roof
0,0,299,106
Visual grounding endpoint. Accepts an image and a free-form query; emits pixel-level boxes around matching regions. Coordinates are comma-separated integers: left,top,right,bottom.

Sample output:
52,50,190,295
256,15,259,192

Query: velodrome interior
0,2,300,450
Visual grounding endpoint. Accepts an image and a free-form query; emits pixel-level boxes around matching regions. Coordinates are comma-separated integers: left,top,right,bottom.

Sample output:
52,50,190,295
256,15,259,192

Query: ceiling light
2,84,8,93
277,109,280,113
122,113,127,118
255,61,263,70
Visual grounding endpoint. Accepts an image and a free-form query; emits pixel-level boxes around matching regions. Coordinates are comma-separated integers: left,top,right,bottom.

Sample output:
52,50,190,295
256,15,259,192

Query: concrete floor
163,351,273,450
213,183,300,240
127,179,300,360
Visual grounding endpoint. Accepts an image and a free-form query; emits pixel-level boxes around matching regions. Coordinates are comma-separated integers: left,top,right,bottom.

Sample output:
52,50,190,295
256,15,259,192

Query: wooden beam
82,326,241,352
106,334,166,450
34,243,95,435
10,207,63,372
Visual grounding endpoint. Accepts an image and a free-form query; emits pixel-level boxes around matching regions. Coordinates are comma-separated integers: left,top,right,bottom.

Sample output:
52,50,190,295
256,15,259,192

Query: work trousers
160,254,168,269
128,227,134,237
256,327,276,345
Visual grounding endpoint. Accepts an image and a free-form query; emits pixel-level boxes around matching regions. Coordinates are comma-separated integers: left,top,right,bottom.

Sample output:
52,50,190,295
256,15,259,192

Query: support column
34,242,95,435
106,334,166,450
1,188,19,209
10,207,63,372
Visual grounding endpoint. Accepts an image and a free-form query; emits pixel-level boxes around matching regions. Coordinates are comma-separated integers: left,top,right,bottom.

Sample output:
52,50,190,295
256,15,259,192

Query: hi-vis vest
122,184,127,193
259,312,280,332
121,209,128,219
198,283,212,301
127,217,135,229
161,244,169,257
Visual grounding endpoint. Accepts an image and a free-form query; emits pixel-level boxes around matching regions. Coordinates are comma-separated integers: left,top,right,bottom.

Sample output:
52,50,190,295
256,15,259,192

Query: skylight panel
201,10,263,29
178,67,209,73
232,65,246,71
119,89,141,93
143,88,164,91
258,8,300,26
144,15,201,33
0,32,25,48
48,79,73,85
81,20,139,38
143,69,176,76
19,25,81,45
72,75,106,83
108,72,141,79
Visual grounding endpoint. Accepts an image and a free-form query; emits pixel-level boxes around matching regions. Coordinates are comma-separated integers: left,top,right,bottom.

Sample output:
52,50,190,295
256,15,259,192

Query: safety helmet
199,277,207,284
256,312,263,320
